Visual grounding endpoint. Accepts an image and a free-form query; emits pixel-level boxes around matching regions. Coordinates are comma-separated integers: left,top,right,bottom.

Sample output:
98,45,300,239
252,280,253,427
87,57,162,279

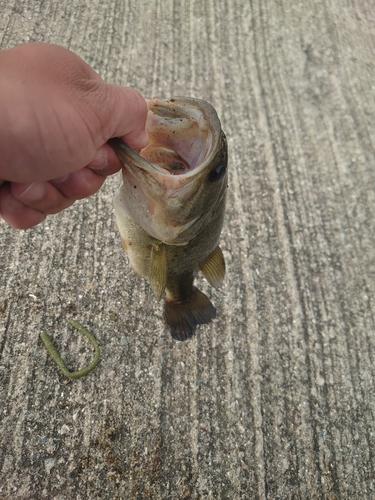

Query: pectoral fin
199,246,225,288
149,243,167,301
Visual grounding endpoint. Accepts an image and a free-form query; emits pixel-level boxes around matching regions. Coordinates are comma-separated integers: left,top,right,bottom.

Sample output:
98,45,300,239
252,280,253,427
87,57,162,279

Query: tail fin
164,287,216,341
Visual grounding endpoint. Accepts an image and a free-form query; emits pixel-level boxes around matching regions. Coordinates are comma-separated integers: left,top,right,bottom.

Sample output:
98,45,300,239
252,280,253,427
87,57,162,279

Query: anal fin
199,246,226,288
149,243,167,301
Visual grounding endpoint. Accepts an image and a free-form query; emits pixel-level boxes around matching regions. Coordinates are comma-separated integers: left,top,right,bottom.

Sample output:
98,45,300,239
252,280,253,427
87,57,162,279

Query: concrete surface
1,1,375,498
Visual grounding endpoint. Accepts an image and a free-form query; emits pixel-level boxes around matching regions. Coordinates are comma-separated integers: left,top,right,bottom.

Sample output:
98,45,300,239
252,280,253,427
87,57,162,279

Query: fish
109,97,228,341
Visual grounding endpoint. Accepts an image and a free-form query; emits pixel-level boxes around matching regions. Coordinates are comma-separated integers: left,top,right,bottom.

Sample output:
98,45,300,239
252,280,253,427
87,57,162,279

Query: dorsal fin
199,246,226,288
149,243,167,301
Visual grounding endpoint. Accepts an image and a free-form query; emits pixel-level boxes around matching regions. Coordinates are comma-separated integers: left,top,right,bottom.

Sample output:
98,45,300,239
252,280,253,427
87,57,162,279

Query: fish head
112,97,228,245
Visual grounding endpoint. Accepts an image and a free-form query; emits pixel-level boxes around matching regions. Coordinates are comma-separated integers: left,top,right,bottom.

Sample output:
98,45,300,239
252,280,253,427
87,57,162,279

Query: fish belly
114,187,155,279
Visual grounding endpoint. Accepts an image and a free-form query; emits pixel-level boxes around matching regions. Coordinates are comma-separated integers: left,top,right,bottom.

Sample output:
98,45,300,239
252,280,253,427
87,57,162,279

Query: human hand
0,43,148,229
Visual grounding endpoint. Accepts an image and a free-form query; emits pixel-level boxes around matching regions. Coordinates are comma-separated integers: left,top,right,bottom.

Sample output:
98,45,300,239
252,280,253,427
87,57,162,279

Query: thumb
84,82,149,151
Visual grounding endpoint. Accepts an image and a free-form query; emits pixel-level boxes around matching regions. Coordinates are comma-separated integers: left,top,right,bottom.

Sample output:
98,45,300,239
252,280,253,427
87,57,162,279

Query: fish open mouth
137,98,217,177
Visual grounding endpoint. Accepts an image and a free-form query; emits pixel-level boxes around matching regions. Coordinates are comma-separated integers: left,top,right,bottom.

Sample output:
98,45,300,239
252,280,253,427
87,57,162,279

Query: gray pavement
1,1,375,498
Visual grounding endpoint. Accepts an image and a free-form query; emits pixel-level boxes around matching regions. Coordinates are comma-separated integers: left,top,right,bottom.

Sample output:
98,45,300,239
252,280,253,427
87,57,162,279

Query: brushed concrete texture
1,1,375,499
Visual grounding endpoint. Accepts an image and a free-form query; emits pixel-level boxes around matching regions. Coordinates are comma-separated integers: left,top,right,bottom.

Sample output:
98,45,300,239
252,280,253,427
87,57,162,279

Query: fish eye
208,163,226,182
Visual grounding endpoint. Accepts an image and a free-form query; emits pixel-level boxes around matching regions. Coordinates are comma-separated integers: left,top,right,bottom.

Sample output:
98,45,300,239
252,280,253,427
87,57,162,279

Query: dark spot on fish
134,185,137,188
208,163,226,182
170,99,176,102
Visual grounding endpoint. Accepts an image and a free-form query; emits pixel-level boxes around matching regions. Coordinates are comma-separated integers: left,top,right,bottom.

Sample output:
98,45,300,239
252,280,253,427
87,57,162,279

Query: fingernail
18,182,45,202
88,153,109,171
51,174,69,184
6,194,24,210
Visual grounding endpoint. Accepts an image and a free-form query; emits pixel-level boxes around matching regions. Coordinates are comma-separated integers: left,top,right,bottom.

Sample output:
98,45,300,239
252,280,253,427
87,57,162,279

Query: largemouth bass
109,97,228,341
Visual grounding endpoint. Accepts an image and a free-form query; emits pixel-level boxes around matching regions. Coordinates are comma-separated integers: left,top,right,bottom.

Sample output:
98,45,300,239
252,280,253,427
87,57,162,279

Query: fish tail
164,287,216,341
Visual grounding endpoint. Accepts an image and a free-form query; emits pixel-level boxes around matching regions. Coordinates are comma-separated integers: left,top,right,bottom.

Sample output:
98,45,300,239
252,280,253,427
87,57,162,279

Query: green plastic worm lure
40,319,100,379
